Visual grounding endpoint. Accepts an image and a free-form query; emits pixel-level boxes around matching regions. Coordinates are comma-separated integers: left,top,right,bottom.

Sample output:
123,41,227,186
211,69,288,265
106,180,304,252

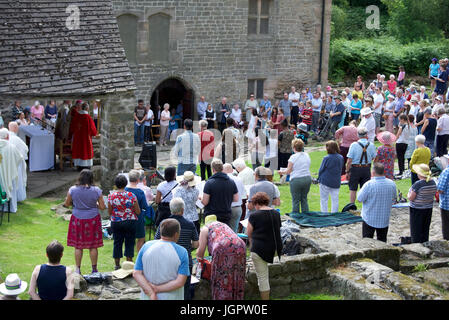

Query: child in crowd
296,122,309,145
300,101,313,131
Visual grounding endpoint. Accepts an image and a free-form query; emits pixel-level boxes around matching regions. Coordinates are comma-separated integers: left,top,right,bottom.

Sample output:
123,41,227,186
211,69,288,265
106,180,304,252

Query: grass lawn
0,144,411,300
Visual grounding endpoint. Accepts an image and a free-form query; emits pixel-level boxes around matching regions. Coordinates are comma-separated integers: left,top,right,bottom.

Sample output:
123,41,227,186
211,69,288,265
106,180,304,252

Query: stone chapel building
112,0,332,120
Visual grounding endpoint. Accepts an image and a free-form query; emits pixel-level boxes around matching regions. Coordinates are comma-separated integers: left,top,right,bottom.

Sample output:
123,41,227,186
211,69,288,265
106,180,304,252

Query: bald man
223,163,246,232
0,128,23,212
8,122,28,201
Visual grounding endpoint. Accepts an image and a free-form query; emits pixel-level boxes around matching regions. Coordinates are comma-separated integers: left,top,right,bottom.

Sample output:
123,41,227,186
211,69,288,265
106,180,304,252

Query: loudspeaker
139,142,157,169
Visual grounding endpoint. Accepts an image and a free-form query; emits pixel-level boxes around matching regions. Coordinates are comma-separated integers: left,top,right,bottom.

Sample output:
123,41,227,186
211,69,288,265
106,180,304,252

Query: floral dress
173,186,199,223
376,145,396,180
207,222,246,300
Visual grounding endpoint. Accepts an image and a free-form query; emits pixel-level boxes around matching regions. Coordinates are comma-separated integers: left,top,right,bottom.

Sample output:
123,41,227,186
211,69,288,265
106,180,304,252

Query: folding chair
0,184,11,226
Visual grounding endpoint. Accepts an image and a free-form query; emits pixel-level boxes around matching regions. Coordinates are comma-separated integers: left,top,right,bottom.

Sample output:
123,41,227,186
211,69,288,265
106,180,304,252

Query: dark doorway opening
150,78,194,122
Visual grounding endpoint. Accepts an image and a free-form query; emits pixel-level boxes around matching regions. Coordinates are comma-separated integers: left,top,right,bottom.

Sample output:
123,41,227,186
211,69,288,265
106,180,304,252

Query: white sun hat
0,273,27,296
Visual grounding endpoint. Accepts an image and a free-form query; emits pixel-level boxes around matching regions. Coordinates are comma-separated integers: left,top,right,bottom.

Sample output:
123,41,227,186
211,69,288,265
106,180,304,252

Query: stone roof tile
0,0,136,96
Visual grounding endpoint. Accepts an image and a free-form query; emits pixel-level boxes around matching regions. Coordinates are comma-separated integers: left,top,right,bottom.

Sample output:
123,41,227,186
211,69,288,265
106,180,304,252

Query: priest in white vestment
8,122,28,201
0,128,23,212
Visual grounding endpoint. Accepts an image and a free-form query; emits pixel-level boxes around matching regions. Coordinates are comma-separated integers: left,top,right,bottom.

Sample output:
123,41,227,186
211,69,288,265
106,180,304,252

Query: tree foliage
381,0,448,43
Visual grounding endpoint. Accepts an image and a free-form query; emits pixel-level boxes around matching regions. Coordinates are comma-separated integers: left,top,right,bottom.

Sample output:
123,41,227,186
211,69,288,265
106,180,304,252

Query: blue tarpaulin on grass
287,211,363,228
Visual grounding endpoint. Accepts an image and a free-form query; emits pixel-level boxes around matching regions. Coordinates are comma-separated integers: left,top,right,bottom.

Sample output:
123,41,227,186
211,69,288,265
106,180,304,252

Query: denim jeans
134,123,144,145
112,220,137,259
177,163,197,176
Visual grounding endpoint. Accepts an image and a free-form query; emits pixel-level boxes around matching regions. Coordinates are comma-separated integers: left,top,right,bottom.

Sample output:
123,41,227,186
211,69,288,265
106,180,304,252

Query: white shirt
160,110,170,126
230,108,242,123
265,138,278,159
237,167,255,187
227,174,246,206
288,92,300,107
372,93,384,114
359,115,376,143
438,114,449,136
144,109,154,126
288,152,311,180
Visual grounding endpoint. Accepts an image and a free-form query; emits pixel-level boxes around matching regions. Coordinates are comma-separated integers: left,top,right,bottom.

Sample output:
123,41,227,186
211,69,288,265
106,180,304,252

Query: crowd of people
1,57,449,301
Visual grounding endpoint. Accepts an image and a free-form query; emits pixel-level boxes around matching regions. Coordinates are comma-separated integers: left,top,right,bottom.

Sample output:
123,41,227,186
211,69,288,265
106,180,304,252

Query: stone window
148,13,170,63
117,14,138,65
248,0,270,35
248,79,265,99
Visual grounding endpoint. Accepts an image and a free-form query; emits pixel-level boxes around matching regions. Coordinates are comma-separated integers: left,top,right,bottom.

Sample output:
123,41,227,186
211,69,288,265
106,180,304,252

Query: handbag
198,258,212,280
155,183,178,226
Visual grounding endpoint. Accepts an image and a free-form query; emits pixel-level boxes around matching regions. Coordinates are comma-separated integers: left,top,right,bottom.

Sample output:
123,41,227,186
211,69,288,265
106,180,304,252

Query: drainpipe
318,0,325,86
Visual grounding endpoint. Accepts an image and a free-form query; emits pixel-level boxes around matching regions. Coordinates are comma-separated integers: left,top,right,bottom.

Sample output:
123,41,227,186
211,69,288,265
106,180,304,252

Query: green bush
331,7,390,40
329,37,449,82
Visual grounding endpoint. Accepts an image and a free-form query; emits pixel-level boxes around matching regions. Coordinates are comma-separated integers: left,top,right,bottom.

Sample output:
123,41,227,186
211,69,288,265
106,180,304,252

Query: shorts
348,166,371,191
435,87,447,95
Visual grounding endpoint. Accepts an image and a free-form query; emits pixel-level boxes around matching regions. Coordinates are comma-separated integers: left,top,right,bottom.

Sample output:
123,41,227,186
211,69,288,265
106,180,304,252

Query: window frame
248,0,270,35
248,79,265,99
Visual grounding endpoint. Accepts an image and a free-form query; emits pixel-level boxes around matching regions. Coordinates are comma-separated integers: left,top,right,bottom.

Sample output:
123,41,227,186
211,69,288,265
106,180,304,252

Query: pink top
31,105,44,120
160,110,170,126
398,71,405,81
335,126,359,148
387,80,397,93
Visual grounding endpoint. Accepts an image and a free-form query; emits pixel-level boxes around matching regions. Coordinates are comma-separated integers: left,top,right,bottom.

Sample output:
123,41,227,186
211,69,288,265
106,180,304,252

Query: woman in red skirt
64,169,106,274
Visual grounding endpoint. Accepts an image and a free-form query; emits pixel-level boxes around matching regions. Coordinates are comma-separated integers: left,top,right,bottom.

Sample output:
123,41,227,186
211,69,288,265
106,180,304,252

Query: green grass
0,198,115,300
0,146,414,300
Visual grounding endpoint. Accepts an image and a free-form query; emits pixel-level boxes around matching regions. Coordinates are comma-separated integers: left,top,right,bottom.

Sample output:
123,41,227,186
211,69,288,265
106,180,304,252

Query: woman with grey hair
409,134,431,185
159,103,170,146
174,171,201,234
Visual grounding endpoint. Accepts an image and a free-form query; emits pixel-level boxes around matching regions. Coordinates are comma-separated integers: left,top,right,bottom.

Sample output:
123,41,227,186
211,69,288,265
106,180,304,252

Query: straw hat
435,96,442,101
412,164,432,182
0,274,27,296
377,131,397,145
388,94,395,99
112,261,135,279
410,97,418,103
360,107,373,116
205,215,217,226
176,171,201,187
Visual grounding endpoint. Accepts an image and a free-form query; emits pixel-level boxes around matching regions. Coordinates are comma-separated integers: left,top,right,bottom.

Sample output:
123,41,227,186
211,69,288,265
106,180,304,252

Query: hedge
329,37,449,83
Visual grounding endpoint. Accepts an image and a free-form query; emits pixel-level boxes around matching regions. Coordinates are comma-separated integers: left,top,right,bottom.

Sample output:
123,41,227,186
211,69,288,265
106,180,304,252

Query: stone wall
111,0,332,116
100,91,137,192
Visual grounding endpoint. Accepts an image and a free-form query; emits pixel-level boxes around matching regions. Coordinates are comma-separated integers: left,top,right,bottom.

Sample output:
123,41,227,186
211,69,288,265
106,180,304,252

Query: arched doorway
150,78,195,121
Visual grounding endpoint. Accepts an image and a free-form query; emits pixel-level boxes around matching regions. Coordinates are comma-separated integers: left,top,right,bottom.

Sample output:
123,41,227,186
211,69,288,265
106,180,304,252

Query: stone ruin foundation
72,208,449,300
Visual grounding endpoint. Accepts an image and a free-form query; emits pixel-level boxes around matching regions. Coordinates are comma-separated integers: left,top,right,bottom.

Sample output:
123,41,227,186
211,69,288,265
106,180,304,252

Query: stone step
400,257,449,274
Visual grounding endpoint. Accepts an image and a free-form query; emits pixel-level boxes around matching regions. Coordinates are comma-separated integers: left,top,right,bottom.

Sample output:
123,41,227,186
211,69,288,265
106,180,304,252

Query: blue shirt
259,99,272,118
438,167,449,210
135,240,190,300
125,187,149,226
174,130,201,165
430,63,440,77
318,153,344,189
350,99,362,114
357,176,397,228
347,139,377,165
394,97,406,113
279,99,292,117
311,98,323,113
197,101,208,119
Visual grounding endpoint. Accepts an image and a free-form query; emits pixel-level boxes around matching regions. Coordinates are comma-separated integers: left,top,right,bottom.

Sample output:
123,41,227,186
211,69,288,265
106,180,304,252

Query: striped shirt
174,130,201,165
438,168,449,210
410,179,437,209
155,215,199,267
357,176,397,228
